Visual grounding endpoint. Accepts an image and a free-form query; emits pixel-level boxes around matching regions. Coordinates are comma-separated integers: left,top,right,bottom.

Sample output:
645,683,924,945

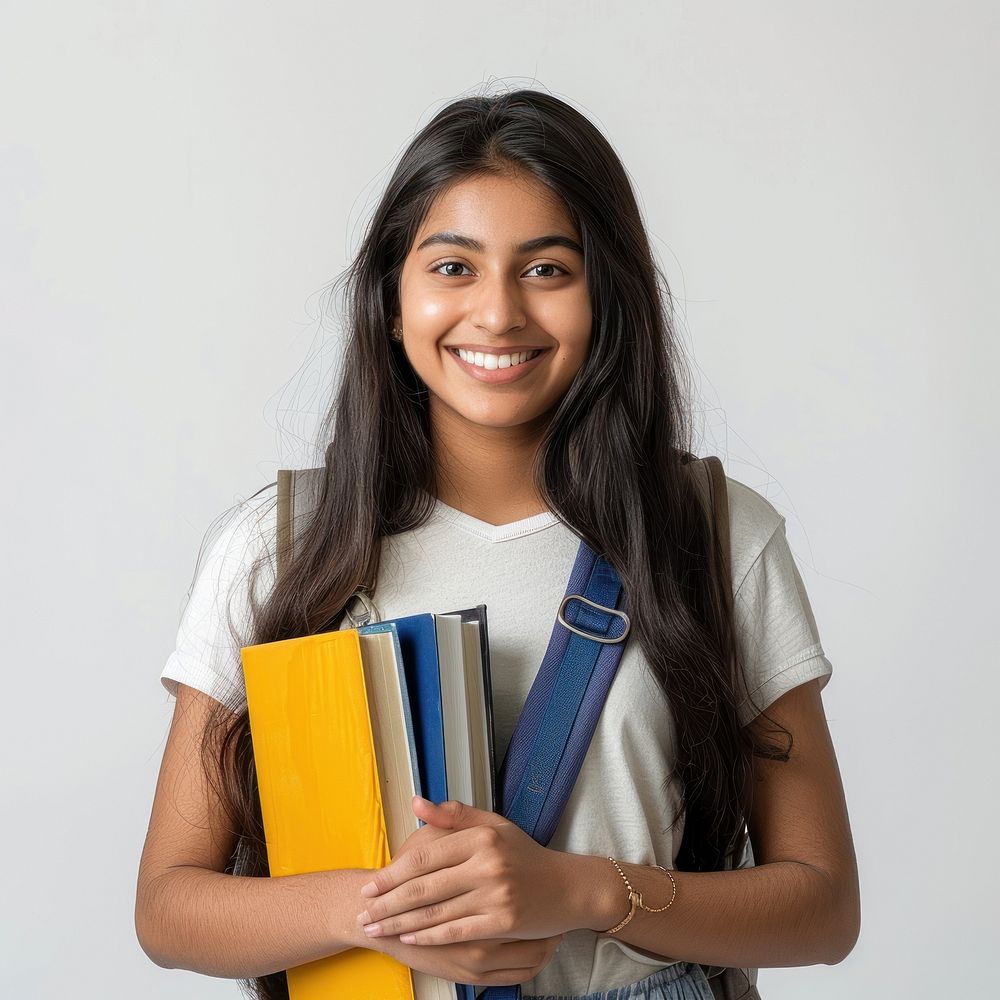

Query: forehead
414,172,576,243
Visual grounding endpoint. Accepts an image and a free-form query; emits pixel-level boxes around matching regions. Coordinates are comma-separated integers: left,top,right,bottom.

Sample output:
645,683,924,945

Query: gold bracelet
600,857,678,936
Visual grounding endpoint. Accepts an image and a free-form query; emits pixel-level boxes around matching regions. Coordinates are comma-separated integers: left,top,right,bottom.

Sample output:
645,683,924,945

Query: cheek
557,331,592,374
550,302,592,366
414,297,452,325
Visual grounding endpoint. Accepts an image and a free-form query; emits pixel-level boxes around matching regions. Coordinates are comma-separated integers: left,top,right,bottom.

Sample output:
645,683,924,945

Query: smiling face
395,170,592,438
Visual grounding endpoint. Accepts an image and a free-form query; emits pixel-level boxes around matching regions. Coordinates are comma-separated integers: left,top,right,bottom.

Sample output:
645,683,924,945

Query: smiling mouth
448,347,545,371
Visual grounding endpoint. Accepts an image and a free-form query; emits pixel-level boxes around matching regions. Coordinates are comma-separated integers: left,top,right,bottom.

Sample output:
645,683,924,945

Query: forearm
136,865,373,979
560,853,857,969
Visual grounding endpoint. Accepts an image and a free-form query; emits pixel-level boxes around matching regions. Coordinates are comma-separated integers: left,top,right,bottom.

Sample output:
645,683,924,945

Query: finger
394,823,451,855
360,888,476,939
476,967,541,988
359,833,479,902
455,937,559,978
475,937,559,973
398,913,500,946
359,857,480,926
413,796,510,831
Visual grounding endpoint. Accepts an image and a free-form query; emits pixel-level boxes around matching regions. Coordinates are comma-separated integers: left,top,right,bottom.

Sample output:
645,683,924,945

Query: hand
359,821,566,986
356,796,577,945
365,929,565,987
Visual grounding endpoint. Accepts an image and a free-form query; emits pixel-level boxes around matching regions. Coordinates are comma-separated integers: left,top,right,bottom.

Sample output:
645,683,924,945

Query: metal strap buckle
557,594,630,644
344,589,381,628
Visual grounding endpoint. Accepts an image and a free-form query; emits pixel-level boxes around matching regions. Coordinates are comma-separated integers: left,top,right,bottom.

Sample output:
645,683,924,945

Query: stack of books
240,606,495,1000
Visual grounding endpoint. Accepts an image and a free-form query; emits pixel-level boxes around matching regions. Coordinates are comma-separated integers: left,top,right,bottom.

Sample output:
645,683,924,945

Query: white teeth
456,348,542,370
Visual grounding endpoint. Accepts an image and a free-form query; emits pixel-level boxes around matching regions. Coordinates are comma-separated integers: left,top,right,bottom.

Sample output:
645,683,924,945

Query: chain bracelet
601,857,678,936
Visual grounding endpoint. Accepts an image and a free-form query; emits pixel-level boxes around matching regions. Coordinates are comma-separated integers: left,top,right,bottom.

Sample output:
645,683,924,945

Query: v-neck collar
427,494,560,542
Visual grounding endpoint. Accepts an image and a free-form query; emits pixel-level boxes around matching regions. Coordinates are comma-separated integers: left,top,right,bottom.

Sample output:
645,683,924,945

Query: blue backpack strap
474,538,630,1000
501,541,629,841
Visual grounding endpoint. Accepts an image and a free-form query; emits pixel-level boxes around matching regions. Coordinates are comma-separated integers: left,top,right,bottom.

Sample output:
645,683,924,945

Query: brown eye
526,263,568,278
432,261,472,277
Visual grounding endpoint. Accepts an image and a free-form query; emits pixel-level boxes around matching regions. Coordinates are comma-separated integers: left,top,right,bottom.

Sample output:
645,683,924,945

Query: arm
135,683,372,979
563,678,861,968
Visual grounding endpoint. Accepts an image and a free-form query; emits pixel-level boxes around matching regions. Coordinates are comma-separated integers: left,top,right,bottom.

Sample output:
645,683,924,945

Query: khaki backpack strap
687,458,760,994
275,467,326,581
276,470,293,581
687,454,733,604
703,455,732,600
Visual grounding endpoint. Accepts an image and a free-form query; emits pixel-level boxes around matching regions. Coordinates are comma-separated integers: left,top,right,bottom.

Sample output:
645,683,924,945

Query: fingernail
400,933,416,944
363,923,381,937
356,910,371,924
360,881,378,897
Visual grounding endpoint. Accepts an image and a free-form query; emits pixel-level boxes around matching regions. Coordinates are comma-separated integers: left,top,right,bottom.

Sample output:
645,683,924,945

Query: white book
434,614,475,807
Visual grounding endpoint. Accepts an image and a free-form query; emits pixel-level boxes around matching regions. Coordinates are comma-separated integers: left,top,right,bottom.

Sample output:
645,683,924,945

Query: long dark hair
199,88,790,1000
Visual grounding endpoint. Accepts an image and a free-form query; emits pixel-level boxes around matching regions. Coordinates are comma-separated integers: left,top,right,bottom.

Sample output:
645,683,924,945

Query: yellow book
241,628,414,1000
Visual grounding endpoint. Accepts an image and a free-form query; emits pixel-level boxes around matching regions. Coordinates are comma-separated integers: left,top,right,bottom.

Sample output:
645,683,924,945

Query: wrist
328,868,383,952
558,852,630,934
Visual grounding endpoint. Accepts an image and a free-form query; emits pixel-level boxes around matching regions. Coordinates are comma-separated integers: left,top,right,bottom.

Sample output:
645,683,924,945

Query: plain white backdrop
2,2,996,997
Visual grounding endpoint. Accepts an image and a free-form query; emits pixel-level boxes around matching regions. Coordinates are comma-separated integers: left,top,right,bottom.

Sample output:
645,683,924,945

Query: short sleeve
159,486,278,705
732,517,833,727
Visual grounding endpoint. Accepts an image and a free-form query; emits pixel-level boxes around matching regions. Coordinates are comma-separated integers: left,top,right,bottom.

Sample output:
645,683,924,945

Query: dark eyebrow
415,230,584,257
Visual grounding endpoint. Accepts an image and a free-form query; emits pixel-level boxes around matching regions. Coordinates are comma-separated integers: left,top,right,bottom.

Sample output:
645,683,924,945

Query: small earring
391,326,403,342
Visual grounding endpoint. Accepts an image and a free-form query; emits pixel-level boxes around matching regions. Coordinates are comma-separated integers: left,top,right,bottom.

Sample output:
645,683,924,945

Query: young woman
136,89,860,1000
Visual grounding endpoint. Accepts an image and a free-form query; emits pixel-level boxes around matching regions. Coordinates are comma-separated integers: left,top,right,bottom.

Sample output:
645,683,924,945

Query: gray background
2,1,996,997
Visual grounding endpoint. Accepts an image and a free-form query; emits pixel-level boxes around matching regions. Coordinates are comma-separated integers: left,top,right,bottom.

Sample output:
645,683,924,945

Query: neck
429,400,551,526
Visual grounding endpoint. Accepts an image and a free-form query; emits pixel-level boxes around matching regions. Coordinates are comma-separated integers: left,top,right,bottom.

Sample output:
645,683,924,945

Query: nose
467,270,528,338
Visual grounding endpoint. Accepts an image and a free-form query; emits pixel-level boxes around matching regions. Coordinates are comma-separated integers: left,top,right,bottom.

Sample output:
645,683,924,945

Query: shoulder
723,475,786,592
720,474,834,724
159,481,279,703
185,481,280,611
206,481,279,569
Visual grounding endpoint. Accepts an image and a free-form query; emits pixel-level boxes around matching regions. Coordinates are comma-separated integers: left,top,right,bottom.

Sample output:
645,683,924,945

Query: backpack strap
496,538,629,845
686,454,731,598
704,455,731,582
275,467,326,580
686,458,762,999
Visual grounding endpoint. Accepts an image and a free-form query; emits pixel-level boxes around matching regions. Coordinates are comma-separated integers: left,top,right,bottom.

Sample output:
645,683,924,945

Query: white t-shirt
160,475,833,996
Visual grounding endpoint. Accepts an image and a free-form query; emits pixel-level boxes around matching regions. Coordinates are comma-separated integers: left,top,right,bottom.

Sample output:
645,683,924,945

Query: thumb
411,795,505,829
